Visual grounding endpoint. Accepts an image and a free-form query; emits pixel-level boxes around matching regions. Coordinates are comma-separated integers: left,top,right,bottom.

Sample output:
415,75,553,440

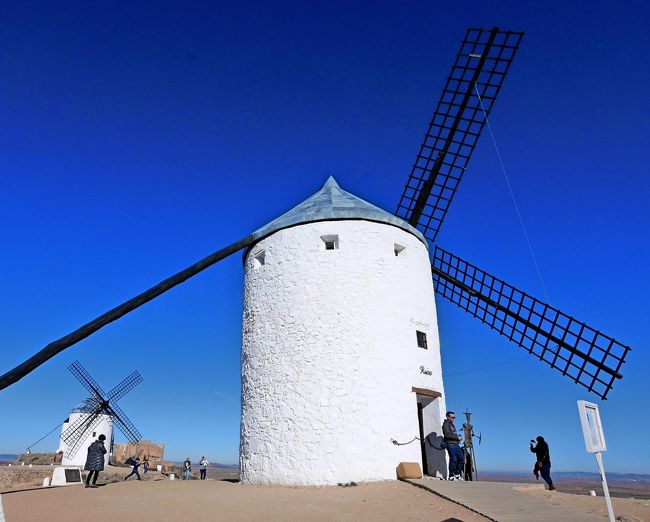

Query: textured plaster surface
240,219,446,485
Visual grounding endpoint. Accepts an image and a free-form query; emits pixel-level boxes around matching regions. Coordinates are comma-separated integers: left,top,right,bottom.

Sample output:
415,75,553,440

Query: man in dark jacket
124,457,142,481
84,434,107,488
442,411,463,480
530,435,555,490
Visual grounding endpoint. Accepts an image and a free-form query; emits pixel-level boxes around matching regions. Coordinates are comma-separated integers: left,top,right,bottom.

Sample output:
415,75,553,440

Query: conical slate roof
251,176,427,247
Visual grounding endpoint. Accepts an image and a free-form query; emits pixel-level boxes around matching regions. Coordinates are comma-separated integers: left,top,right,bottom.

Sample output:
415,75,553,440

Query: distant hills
483,470,650,483
0,454,18,461
164,461,237,469
555,471,650,482
481,470,650,499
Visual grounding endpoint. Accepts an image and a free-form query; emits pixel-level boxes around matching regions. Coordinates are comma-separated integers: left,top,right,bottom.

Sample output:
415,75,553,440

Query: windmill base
51,466,84,486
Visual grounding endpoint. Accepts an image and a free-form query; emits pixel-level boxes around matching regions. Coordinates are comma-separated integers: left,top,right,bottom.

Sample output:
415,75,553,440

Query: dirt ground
1,473,489,522
519,486,650,521
3,466,649,522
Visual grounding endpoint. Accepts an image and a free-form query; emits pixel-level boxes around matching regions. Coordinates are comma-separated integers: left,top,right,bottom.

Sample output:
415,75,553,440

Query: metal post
462,409,479,481
471,444,479,481
594,452,615,522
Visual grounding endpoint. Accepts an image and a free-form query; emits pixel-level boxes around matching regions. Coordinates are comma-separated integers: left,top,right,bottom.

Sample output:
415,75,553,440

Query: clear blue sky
0,1,648,473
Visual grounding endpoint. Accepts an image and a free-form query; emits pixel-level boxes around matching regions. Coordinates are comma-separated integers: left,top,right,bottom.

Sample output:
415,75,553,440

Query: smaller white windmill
58,398,113,466
58,361,142,467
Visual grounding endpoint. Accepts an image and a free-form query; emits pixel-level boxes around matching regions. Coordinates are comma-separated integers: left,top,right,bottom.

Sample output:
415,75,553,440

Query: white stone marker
51,466,84,486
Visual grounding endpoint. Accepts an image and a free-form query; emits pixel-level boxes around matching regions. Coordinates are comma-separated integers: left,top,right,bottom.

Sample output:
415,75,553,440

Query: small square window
252,250,265,269
92,431,96,438
321,234,339,250
394,243,405,257
416,330,428,349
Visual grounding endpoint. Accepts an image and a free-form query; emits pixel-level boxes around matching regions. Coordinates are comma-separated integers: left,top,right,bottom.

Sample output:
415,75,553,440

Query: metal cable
473,82,551,304
444,356,528,378
26,419,65,452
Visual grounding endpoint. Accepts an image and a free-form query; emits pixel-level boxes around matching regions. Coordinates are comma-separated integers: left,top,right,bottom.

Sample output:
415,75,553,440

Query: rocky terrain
0,462,238,493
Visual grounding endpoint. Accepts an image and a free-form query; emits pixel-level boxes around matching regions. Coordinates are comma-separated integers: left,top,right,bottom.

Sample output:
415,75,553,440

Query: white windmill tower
58,398,113,467
58,361,143,467
239,177,448,485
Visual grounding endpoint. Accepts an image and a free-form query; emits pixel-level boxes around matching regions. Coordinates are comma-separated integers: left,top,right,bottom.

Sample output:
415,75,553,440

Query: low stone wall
15,452,62,465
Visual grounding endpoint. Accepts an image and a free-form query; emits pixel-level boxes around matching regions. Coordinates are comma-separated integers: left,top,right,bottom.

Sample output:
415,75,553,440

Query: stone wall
112,440,164,465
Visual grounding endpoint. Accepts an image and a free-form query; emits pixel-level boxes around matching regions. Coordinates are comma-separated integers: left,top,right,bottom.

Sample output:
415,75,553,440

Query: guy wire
473,82,551,304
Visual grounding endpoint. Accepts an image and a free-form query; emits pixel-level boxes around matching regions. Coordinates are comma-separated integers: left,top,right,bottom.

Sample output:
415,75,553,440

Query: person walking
442,411,463,480
182,457,192,480
199,456,209,480
143,457,149,474
530,436,555,490
84,434,107,488
124,457,142,481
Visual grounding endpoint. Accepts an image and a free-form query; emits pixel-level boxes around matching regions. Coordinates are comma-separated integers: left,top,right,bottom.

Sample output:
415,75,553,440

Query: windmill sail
0,234,255,390
68,360,108,400
108,402,142,443
396,27,524,242
0,26,632,404
60,398,102,444
60,401,106,458
107,371,143,403
60,361,143,458
431,246,630,399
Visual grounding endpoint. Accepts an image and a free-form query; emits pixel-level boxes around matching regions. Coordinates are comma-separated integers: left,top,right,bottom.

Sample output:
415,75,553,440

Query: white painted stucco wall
59,413,113,467
240,219,446,485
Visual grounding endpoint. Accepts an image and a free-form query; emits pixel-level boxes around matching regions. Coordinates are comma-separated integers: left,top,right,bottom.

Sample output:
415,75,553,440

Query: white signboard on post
577,400,615,522
577,400,607,453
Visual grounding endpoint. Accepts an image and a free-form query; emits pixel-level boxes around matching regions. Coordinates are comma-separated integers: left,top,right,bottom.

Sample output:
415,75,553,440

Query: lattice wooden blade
108,402,142,443
60,399,101,444
396,27,524,243
61,405,106,459
106,371,143,403
68,361,107,401
432,246,630,400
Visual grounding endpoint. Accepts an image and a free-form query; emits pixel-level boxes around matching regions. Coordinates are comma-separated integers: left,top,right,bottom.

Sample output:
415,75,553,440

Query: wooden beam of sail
0,234,255,390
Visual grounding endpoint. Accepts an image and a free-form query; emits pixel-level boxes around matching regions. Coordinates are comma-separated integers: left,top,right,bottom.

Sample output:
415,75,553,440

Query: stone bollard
29,464,33,468
43,477,51,487
169,473,175,480
589,490,597,496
